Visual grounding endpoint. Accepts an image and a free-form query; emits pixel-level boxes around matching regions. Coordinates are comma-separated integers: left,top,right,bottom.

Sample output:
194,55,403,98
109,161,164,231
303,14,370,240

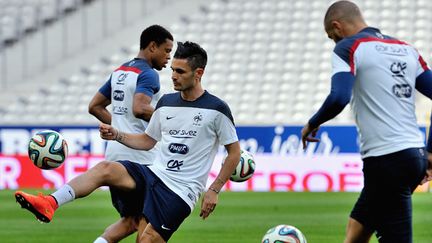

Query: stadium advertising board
0,126,428,192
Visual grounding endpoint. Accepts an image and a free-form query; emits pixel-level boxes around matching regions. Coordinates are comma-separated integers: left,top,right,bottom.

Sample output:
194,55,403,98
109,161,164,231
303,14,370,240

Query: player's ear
331,21,342,35
195,68,204,80
149,41,157,52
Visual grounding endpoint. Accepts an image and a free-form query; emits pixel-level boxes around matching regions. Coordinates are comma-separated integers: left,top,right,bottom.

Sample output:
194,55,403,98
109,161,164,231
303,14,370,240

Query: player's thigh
139,223,165,243
97,161,136,190
102,217,137,242
136,217,148,243
345,217,373,243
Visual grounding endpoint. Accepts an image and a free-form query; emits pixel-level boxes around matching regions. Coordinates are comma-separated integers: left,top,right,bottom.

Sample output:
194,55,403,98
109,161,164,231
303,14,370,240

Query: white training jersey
145,91,238,210
99,58,160,164
332,27,428,158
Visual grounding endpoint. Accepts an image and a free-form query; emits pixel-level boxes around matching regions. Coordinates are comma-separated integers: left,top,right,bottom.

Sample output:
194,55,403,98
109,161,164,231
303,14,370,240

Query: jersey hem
361,143,424,158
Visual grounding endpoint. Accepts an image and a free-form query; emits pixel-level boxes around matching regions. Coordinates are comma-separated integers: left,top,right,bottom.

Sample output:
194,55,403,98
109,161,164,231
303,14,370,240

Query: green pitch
2,190,431,242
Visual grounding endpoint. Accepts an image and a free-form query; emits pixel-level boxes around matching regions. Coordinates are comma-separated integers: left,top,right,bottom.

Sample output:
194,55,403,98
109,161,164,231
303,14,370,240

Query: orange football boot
15,191,58,223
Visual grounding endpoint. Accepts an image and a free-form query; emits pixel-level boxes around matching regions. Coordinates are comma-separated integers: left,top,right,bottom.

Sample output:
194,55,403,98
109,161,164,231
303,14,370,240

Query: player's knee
95,161,118,180
122,216,139,232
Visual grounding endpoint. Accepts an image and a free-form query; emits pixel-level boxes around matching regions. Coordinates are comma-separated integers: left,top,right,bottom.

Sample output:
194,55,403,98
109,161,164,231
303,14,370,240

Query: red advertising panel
0,155,103,189
2,154,429,192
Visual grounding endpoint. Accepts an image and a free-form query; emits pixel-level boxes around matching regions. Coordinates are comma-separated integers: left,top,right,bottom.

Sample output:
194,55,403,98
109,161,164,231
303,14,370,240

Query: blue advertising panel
0,125,426,155
236,125,361,154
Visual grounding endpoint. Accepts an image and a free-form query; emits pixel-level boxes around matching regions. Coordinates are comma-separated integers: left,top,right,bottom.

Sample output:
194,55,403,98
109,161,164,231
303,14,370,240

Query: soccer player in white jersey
15,41,241,243
301,1,432,243
88,25,173,243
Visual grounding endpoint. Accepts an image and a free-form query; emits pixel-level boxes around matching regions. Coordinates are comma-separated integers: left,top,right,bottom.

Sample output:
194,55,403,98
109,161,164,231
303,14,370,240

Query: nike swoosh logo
161,224,171,230
166,116,175,120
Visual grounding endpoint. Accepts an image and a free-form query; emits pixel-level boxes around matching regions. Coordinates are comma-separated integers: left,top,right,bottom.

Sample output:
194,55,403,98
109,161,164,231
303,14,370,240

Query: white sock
51,184,76,206
93,237,108,243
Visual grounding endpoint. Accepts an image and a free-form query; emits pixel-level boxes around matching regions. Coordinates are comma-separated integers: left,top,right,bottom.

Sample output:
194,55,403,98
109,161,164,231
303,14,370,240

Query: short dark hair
174,41,207,70
324,1,364,31
140,25,173,49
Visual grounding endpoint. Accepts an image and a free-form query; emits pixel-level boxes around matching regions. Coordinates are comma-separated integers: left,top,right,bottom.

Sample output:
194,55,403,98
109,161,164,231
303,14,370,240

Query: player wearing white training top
89,25,172,164
15,41,241,243
88,25,173,243
301,1,432,243
145,86,237,210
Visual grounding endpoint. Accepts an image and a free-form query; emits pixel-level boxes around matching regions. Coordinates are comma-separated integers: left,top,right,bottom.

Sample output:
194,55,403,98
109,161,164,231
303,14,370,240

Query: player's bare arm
426,153,432,180
132,93,154,122
89,92,112,124
200,141,241,220
99,123,157,150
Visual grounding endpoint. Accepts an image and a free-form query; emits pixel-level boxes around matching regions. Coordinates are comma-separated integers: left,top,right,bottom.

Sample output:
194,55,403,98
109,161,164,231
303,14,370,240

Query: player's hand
199,189,218,220
420,153,432,185
99,123,117,140
301,123,320,149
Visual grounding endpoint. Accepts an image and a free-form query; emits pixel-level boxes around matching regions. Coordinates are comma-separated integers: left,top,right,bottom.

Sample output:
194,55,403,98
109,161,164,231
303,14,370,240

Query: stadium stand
0,0,94,45
0,0,431,125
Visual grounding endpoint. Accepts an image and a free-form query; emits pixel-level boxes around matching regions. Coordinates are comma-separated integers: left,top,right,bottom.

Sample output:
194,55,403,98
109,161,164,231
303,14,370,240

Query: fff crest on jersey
193,113,203,126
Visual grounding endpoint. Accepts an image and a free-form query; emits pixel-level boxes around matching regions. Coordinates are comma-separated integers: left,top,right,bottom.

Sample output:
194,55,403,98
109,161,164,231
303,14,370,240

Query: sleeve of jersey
145,107,162,141
331,43,353,75
308,72,355,128
415,70,432,99
135,70,160,98
215,105,238,146
415,52,430,77
98,76,112,99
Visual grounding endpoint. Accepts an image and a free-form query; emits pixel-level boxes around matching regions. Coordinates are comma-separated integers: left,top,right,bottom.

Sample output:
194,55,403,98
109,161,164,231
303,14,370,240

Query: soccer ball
229,149,256,182
28,130,68,169
262,224,307,243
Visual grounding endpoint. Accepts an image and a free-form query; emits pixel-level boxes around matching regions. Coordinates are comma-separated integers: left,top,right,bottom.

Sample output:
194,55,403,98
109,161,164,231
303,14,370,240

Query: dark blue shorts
110,160,191,241
350,147,427,243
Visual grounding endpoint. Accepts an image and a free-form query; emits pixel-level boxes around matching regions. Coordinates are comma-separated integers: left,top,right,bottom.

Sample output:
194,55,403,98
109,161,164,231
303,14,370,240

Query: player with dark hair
88,24,173,243
301,1,432,242
138,25,173,52
173,41,207,69
15,41,241,243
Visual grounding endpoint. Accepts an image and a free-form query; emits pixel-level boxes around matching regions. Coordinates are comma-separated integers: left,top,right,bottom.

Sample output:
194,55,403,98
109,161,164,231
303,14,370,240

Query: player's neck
347,22,368,37
181,87,205,101
136,50,151,66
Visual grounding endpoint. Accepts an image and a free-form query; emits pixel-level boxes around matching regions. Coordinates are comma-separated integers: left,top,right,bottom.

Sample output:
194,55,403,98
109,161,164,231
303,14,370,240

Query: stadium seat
0,0,92,46
1,0,432,125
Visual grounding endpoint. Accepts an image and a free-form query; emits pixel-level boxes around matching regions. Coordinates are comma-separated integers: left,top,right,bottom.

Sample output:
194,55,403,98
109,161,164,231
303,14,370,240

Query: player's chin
158,62,168,70
173,84,182,91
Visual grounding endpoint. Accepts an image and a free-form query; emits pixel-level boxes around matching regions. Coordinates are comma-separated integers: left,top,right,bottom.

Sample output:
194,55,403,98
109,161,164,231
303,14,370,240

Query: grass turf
1,190,431,242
